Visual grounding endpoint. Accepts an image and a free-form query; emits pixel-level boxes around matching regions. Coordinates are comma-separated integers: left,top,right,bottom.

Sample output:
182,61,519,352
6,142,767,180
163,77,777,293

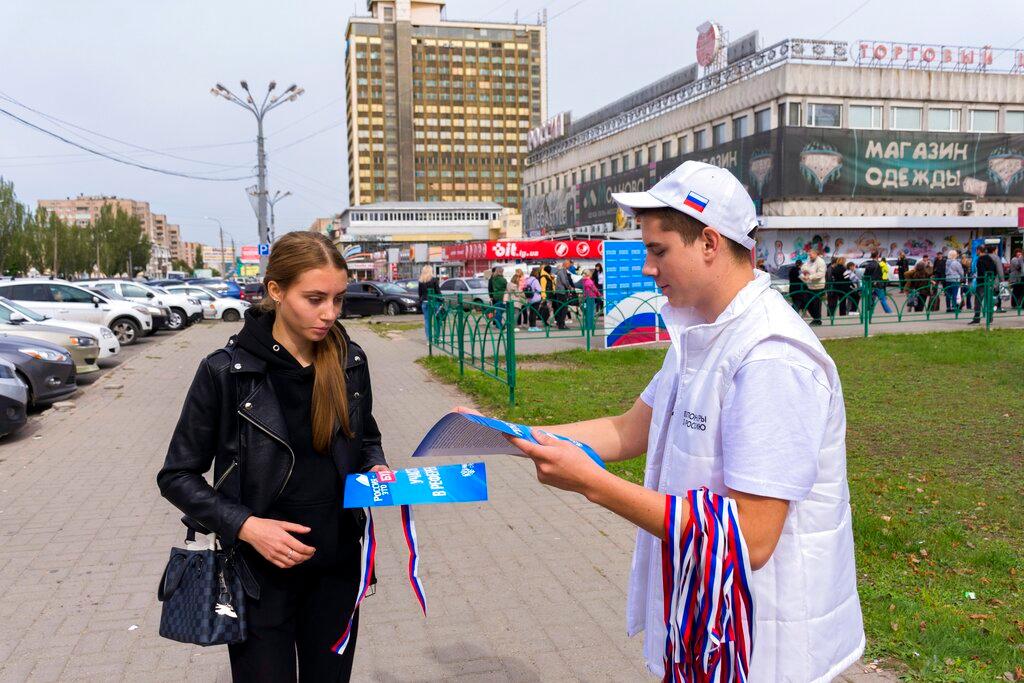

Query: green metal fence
426,277,1019,404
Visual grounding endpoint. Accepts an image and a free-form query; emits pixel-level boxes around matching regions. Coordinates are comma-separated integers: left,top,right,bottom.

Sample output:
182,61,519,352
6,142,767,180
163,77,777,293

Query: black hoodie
235,308,359,573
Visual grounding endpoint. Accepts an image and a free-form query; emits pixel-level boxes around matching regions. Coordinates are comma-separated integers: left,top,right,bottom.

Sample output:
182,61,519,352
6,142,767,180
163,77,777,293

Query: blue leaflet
343,462,488,508
411,412,606,469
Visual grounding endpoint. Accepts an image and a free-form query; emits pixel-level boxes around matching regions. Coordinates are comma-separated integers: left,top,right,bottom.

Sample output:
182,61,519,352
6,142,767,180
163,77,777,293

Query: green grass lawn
420,329,1023,682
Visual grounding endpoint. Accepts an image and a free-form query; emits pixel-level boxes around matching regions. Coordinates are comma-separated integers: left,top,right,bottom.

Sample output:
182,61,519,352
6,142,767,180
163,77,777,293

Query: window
611,158,619,174
122,284,150,298
891,106,923,131
712,123,727,146
1007,111,1024,133
662,140,671,159
49,284,94,304
6,283,53,301
926,108,960,132
732,116,748,139
781,102,802,126
693,129,707,150
806,103,841,127
754,108,771,133
677,136,687,154
969,109,997,132
849,105,882,129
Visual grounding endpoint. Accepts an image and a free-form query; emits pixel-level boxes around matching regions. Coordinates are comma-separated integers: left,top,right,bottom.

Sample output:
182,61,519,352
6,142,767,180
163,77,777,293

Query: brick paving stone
0,319,892,681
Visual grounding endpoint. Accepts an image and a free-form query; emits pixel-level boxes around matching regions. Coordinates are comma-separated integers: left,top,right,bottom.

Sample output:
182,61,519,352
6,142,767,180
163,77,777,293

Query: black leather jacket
157,328,387,546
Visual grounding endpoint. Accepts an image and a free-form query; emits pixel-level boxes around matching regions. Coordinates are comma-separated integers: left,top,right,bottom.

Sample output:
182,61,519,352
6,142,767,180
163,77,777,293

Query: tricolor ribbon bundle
332,504,427,655
661,488,755,683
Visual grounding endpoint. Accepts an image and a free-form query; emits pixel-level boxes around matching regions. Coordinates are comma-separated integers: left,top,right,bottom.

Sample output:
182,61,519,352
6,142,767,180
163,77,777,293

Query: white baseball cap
611,160,757,249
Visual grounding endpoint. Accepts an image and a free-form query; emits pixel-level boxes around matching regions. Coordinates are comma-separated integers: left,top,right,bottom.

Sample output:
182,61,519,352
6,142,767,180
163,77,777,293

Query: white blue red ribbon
332,505,428,655
661,488,754,683
401,504,427,615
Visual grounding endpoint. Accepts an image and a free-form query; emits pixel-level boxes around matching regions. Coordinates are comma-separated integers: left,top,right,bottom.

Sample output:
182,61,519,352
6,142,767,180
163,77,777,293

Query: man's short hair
870,250,880,258
635,207,754,262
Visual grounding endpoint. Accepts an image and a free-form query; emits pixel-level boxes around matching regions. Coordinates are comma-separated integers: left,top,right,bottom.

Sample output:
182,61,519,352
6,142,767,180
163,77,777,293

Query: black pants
228,567,361,682
552,292,568,328
807,291,822,322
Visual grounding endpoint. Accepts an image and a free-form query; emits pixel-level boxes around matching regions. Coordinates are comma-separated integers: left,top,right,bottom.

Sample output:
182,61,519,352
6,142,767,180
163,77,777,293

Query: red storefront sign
443,240,605,261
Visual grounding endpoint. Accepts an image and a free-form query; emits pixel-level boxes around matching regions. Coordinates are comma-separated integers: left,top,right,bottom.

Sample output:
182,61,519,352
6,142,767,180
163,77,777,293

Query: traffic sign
258,243,271,256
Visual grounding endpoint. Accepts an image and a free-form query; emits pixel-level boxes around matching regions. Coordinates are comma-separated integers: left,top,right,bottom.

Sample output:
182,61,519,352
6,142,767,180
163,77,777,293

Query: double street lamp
211,80,304,272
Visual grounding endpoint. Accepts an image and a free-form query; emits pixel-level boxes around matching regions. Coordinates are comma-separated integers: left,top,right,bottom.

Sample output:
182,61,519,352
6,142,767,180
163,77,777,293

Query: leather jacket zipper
237,409,296,503
213,459,237,490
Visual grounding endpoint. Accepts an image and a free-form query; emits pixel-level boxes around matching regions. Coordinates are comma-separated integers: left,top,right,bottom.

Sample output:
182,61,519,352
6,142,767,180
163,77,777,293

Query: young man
495,161,864,681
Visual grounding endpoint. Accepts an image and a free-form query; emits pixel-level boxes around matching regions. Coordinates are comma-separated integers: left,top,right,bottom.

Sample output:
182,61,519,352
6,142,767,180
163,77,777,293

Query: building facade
522,33,1024,264
344,0,546,208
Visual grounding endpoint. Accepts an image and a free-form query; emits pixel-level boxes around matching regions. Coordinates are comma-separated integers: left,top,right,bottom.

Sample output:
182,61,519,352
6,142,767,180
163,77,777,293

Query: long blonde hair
261,232,352,451
418,265,435,283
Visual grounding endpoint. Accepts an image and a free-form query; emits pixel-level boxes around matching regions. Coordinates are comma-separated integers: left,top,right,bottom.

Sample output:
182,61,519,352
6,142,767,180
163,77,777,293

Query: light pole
204,216,226,277
267,190,292,243
211,80,304,273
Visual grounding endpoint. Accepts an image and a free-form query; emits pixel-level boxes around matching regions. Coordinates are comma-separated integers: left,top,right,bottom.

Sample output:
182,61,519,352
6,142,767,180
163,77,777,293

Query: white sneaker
528,327,541,332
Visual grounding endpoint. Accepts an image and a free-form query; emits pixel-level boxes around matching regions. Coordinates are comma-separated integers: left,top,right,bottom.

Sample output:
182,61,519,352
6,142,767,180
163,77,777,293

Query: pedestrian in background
800,249,826,326
896,250,909,292
788,256,806,315
523,268,543,332
987,246,1005,313
944,250,964,312
862,251,892,314
1010,248,1024,310
844,261,861,313
487,266,507,329
539,264,555,327
827,256,849,318
159,231,390,682
969,245,1000,324
418,265,441,342
554,258,575,330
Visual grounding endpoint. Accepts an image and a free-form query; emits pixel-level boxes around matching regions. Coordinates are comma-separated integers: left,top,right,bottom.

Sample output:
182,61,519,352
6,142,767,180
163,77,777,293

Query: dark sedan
342,282,421,318
0,334,77,406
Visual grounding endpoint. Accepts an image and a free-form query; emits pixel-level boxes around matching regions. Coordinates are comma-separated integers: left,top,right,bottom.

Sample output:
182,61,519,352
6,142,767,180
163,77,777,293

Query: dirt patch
515,360,579,372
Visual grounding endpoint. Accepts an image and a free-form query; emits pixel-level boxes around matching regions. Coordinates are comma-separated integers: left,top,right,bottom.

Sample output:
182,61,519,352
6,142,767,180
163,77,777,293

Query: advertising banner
578,164,660,229
602,240,667,348
782,129,1024,198
240,246,260,264
444,240,604,262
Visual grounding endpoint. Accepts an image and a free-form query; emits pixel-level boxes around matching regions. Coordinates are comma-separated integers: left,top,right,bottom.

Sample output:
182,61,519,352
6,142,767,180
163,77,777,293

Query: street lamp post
210,80,304,273
267,190,292,243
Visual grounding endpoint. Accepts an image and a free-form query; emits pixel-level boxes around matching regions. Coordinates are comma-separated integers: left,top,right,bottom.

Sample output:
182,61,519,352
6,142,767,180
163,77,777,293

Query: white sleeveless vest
627,270,864,682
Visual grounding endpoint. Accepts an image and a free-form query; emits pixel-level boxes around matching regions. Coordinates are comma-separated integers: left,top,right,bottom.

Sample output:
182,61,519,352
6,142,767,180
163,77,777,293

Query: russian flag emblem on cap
682,191,709,213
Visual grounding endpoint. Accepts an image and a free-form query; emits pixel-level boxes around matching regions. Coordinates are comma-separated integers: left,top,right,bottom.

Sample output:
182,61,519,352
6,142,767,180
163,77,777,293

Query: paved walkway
0,320,894,681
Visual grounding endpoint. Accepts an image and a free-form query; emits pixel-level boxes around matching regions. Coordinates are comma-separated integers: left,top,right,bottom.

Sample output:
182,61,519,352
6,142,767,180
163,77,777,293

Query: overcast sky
1,1,1021,248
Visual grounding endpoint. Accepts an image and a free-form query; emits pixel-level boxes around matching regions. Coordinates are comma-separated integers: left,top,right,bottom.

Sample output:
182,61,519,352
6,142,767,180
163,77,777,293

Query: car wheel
167,308,185,330
110,317,141,345
386,302,400,316
222,308,241,322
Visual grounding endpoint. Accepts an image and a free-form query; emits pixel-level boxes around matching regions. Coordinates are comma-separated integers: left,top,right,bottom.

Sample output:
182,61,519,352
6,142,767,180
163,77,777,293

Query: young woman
158,231,389,682
417,265,441,342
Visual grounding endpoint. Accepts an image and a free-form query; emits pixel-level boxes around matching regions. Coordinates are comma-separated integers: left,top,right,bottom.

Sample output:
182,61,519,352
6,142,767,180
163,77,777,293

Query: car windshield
0,296,47,322
92,288,126,301
466,278,487,289
381,284,406,295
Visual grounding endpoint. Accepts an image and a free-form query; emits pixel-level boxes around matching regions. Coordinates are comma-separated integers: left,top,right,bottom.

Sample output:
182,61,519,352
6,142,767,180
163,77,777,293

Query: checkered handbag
157,543,247,646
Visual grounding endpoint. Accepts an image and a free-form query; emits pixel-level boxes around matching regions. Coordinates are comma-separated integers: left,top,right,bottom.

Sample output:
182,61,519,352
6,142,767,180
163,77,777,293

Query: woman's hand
237,516,316,569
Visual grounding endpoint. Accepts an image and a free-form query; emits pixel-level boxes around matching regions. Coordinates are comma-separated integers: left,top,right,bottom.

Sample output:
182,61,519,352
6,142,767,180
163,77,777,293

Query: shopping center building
522,29,1024,266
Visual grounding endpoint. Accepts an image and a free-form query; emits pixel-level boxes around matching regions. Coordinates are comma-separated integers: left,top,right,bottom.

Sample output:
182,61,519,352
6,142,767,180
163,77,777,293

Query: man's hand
237,516,315,569
507,429,604,496
368,465,391,474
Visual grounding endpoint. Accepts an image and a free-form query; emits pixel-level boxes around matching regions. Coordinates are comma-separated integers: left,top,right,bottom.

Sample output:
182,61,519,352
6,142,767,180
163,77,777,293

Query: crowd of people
760,245,1024,326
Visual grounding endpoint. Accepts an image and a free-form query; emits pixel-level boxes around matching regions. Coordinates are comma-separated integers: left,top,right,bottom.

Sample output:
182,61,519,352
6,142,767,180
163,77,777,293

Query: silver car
0,358,28,437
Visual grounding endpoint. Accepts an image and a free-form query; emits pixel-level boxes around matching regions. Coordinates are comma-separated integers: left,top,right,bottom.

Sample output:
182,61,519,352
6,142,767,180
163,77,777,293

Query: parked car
438,277,490,305
393,279,423,311
0,358,28,438
240,282,265,305
0,310,100,375
82,280,203,330
79,284,170,333
0,296,120,361
850,257,919,282
0,334,77,406
0,279,153,345
187,277,242,299
162,284,249,322
340,281,419,317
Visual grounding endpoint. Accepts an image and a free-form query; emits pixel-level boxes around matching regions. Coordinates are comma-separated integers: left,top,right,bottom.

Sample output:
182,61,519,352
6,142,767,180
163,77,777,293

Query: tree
92,204,151,276
0,177,31,275
194,244,205,270
171,258,191,273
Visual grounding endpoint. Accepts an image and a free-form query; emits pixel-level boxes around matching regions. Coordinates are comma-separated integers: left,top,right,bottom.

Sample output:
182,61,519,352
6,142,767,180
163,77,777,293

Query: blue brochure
343,462,488,508
411,412,606,469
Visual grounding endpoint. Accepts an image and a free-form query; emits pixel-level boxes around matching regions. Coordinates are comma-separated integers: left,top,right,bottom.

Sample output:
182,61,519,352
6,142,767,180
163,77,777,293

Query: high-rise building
344,0,546,208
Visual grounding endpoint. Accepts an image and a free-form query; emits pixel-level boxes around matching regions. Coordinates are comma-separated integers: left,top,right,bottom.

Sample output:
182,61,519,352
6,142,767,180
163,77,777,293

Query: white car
0,295,120,361
163,284,249,322
83,280,203,331
0,279,153,346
